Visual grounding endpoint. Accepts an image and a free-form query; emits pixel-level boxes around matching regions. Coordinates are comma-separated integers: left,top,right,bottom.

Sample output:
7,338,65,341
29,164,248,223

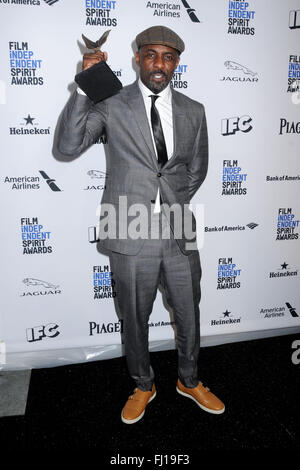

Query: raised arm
57,51,108,157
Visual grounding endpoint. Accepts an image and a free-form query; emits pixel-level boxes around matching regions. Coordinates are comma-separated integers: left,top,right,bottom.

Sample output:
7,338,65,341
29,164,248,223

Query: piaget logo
89,320,123,335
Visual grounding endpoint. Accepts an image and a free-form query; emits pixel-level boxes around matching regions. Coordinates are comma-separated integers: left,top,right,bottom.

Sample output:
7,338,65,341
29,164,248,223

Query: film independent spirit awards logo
93,264,116,300
21,217,53,254
227,0,255,35
221,159,248,196
217,257,241,290
9,41,44,86
85,0,118,27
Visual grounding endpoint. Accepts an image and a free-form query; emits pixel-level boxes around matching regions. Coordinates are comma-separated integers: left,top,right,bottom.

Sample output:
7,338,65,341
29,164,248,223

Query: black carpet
0,333,299,456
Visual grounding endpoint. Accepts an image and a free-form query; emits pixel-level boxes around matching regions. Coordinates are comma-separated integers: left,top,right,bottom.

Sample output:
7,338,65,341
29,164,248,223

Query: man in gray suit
58,25,225,423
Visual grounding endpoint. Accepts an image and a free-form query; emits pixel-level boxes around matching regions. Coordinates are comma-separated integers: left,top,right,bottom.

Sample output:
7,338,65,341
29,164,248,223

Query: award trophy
75,30,122,103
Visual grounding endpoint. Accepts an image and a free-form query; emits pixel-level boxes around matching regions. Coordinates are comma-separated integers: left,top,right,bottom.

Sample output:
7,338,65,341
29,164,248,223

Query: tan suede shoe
176,379,225,414
121,385,156,424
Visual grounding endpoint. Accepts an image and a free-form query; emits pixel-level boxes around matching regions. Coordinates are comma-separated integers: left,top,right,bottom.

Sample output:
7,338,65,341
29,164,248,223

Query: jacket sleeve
57,90,108,157
187,104,209,201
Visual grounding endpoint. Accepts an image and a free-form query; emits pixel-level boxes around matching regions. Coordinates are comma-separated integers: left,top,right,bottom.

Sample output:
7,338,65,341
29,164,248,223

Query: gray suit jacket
57,80,208,255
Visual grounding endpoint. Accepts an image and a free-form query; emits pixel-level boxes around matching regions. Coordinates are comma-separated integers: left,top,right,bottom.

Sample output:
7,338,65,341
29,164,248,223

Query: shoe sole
121,390,157,424
176,387,225,414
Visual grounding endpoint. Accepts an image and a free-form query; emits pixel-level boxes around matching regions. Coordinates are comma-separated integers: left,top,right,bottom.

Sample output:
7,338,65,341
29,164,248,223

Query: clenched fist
82,51,108,71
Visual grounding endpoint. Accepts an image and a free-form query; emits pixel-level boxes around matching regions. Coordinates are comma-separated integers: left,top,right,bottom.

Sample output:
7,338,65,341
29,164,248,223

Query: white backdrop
1,0,300,370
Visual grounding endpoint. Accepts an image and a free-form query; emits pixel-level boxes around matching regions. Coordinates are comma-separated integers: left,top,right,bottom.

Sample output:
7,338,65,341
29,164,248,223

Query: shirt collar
138,78,171,104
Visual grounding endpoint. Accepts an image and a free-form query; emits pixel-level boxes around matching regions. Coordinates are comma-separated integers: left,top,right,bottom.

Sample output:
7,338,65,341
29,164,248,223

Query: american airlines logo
181,0,200,23
286,302,299,318
39,171,61,191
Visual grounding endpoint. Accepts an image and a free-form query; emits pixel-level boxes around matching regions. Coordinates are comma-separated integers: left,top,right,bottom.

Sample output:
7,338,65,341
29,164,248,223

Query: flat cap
136,25,185,54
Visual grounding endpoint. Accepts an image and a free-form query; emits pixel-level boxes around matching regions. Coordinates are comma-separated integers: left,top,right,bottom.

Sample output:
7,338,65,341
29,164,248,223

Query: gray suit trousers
109,210,202,391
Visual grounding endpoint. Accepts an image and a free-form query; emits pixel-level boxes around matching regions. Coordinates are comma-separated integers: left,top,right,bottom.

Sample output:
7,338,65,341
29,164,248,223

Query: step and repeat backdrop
1,0,300,369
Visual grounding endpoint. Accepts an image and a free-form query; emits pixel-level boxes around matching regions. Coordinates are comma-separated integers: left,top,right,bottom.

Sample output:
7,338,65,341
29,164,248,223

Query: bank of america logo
247,222,258,230
43,0,59,5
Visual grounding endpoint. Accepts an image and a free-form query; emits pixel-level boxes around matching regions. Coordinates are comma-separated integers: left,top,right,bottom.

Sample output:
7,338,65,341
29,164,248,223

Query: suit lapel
164,88,185,168
125,81,158,169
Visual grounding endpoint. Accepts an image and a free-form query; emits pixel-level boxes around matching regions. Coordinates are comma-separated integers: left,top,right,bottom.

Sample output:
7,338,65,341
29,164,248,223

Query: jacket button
157,172,162,177
151,199,155,203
